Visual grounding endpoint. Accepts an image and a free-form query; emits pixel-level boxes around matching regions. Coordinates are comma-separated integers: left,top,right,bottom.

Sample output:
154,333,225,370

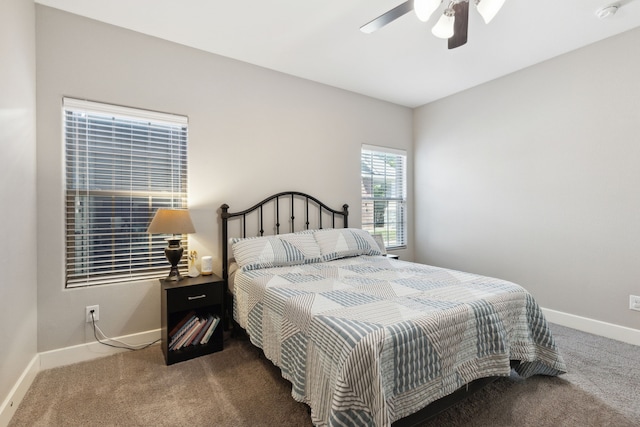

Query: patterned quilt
233,255,566,426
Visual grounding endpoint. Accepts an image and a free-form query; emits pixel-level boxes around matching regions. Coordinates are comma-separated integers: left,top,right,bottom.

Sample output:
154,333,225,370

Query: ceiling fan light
431,8,455,39
476,0,506,24
414,0,442,22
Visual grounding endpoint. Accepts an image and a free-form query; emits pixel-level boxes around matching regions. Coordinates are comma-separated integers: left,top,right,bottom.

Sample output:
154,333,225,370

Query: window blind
361,144,407,249
63,98,189,287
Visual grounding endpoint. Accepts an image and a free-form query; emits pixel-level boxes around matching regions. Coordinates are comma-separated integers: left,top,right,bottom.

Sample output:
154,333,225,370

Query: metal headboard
220,191,349,285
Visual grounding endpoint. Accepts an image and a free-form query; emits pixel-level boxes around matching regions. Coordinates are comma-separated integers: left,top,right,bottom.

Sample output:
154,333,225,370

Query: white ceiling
35,0,640,108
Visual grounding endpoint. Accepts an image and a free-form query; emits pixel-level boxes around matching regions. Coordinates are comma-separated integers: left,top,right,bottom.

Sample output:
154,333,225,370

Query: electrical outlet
630,295,640,312
86,305,99,322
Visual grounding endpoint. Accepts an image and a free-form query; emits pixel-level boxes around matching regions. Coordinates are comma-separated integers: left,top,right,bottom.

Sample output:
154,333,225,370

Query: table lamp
147,208,195,281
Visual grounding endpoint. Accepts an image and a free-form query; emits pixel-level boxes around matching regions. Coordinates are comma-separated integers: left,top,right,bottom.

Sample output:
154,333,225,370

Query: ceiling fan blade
360,1,413,34
448,1,469,49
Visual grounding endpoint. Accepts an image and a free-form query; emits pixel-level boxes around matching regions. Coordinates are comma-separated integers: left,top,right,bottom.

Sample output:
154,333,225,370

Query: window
64,98,188,287
361,144,407,249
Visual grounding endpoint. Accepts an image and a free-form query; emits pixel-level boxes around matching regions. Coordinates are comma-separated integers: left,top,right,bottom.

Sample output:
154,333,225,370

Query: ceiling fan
360,0,506,49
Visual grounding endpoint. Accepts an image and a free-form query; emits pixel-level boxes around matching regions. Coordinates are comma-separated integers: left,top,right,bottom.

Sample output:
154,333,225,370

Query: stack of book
168,311,220,351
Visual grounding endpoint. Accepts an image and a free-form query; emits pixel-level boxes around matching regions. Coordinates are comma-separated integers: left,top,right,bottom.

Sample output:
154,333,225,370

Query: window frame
63,98,189,288
361,144,407,250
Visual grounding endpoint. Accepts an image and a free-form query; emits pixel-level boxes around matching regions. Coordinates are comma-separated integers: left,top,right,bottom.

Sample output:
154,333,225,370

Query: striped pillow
231,233,322,270
313,228,382,261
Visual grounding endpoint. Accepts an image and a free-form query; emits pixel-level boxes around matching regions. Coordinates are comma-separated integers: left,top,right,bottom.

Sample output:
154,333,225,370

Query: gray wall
35,6,413,352
0,0,38,408
414,27,640,330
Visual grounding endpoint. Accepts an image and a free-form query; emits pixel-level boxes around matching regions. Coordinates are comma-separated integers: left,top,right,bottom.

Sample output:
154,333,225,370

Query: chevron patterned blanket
233,255,566,426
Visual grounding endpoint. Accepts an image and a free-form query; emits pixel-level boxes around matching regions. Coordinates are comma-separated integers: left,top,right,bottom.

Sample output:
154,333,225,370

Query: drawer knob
187,294,206,300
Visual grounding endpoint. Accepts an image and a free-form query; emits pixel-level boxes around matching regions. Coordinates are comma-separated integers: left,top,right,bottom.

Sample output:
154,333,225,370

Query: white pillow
231,232,322,270
313,228,383,261
370,234,387,255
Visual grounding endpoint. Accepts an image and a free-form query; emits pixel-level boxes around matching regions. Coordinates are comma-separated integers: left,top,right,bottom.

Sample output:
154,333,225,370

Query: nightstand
160,274,224,365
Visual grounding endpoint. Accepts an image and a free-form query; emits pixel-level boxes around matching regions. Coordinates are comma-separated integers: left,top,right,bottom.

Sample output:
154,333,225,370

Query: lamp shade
147,209,195,235
476,0,506,24
414,0,441,22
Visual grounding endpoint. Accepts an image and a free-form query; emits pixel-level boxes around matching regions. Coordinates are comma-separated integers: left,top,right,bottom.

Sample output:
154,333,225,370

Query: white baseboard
542,308,640,346
39,328,161,370
0,354,39,427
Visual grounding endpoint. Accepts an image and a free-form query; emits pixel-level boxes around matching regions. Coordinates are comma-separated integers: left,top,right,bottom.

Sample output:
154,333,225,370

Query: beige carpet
9,326,638,426
10,338,311,427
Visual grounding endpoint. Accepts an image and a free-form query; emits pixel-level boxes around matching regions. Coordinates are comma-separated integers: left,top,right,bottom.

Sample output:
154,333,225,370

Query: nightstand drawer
167,283,222,313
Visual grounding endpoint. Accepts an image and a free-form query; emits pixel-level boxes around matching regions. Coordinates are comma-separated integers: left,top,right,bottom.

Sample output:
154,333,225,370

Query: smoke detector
595,5,618,19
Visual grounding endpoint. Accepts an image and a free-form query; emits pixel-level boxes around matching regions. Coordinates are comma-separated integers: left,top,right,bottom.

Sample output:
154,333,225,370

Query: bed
220,191,566,427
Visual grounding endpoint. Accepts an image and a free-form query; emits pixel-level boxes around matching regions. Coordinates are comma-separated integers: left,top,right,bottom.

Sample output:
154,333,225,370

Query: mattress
233,255,566,426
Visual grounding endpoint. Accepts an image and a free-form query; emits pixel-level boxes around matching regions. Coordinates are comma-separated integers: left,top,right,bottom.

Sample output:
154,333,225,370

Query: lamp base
164,265,183,282
164,238,184,282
